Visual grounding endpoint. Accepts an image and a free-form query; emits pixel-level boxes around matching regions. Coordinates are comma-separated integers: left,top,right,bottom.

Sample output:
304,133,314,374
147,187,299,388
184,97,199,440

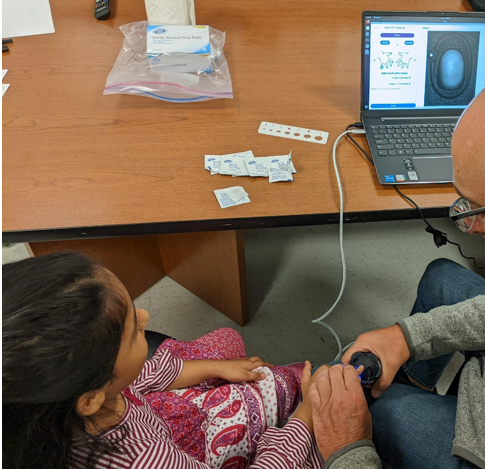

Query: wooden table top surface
3,0,470,241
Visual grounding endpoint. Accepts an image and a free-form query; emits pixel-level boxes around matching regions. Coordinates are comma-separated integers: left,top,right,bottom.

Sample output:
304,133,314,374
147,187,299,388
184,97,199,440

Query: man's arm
398,295,485,362
323,442,381,469
342,295,485,398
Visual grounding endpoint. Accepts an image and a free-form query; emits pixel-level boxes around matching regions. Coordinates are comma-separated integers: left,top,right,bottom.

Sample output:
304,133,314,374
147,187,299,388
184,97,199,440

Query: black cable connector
345,123,374,165
393,184,484,269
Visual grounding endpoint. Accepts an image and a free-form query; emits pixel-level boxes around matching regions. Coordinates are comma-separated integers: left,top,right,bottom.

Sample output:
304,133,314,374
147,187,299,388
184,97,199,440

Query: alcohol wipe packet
205,155,222,175
245,151,295,178
268,155,293,183
287,151,296,174
218,150,254,176
213,186,250,208
245,157,270,177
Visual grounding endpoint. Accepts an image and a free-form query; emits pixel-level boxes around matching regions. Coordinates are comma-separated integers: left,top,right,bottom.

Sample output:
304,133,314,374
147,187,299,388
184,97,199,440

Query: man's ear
76,390,106,417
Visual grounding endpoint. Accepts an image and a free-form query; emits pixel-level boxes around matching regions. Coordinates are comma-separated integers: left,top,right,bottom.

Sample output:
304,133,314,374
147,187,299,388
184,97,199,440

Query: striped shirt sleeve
132,440,210,469
132,347,183,394
252,419,323,469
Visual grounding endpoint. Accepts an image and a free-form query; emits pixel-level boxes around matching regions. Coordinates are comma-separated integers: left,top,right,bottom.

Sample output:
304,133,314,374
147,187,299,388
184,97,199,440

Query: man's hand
309,364,371,461
214,357,274,382
341,324,411,398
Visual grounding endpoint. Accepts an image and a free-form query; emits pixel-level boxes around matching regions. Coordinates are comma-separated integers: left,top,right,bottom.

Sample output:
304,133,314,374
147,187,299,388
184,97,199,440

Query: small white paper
2,70,8,80
218,150,254,177
205,155,222,175
2,0,55,39
2,84,10,97
269,156,293,183
145,0,196,25
214,186,250,209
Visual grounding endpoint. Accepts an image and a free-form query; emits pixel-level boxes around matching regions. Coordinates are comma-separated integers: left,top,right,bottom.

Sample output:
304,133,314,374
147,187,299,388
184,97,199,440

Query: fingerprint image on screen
424,31,479,106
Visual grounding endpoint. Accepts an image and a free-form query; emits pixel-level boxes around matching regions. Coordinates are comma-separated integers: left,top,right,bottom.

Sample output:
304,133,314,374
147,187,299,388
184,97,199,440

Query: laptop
361,11,485,185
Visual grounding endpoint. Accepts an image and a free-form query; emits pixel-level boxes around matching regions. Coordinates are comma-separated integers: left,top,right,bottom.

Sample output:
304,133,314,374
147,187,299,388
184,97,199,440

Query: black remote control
94,0,110,20
350,352,382,385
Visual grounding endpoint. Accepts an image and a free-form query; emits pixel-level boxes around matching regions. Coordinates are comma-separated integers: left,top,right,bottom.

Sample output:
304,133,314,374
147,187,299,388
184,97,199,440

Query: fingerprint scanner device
147,25,212,73
361,11,485,185
350,352,382,385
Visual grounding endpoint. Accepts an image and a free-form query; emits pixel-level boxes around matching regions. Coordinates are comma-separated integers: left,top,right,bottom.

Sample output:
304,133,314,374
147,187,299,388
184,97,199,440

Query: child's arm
132,348,184,395
165,356,272,391
132,346,272,394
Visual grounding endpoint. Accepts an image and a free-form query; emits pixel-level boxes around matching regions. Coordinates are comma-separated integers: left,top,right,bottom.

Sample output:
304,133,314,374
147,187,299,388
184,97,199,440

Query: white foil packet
214,186,250,208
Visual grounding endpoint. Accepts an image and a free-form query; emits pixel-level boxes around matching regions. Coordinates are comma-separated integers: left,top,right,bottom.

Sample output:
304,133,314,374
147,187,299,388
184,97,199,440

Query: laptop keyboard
369,124,454,157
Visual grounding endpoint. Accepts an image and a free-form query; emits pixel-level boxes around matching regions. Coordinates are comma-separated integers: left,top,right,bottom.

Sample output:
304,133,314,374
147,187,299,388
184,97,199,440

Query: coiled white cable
312,128,366,360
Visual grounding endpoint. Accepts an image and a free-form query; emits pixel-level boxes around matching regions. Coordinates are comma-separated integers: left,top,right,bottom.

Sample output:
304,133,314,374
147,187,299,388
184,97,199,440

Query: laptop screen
362,12,485,112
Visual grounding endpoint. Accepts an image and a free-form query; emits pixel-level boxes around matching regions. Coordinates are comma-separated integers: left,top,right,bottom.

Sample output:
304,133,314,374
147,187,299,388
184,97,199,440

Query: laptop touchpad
413,157,453,183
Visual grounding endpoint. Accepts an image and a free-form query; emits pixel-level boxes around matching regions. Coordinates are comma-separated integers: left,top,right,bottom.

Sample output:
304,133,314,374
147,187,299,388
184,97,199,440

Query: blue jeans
370,259,485,469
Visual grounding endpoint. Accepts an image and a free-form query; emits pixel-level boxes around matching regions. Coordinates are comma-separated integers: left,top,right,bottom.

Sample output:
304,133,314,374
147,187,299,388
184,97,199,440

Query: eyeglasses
449,197,485,232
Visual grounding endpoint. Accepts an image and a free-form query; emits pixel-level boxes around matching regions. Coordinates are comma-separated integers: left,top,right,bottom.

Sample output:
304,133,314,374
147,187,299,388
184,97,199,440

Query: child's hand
215,357,274,383
292,362,331,432
166,358,273,391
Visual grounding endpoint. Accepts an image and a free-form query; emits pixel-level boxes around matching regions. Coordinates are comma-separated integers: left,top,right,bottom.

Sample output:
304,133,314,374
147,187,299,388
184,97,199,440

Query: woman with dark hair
2,252,326,469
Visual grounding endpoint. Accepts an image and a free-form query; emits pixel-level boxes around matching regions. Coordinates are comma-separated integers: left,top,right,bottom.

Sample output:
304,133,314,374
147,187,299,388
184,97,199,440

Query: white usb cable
312,128,366,360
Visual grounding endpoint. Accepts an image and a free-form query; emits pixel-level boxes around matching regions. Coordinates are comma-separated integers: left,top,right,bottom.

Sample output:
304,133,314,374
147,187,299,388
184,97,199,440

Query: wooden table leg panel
28,236,165,300
157,230,249,326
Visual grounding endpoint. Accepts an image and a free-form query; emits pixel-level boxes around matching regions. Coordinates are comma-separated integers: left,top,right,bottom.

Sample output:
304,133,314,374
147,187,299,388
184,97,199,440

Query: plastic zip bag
104,21,233,103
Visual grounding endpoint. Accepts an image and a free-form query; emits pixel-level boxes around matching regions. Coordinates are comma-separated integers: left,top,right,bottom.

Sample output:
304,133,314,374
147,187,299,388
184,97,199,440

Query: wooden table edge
2,206,450,244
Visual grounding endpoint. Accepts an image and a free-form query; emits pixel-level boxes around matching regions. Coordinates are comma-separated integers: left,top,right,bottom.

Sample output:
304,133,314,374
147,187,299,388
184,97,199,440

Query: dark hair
2,252,129,469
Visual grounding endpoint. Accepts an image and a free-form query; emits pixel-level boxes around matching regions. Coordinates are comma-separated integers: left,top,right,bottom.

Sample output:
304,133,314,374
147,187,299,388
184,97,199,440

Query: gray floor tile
2,243,30,264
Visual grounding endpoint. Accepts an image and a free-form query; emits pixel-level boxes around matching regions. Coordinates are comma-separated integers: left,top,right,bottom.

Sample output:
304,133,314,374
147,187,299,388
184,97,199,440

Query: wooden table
3,0,469,325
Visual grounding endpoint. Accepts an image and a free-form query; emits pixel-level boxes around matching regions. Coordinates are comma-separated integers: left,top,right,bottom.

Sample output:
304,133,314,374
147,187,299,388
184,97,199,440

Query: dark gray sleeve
324,440,381,469
397,295,485,362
